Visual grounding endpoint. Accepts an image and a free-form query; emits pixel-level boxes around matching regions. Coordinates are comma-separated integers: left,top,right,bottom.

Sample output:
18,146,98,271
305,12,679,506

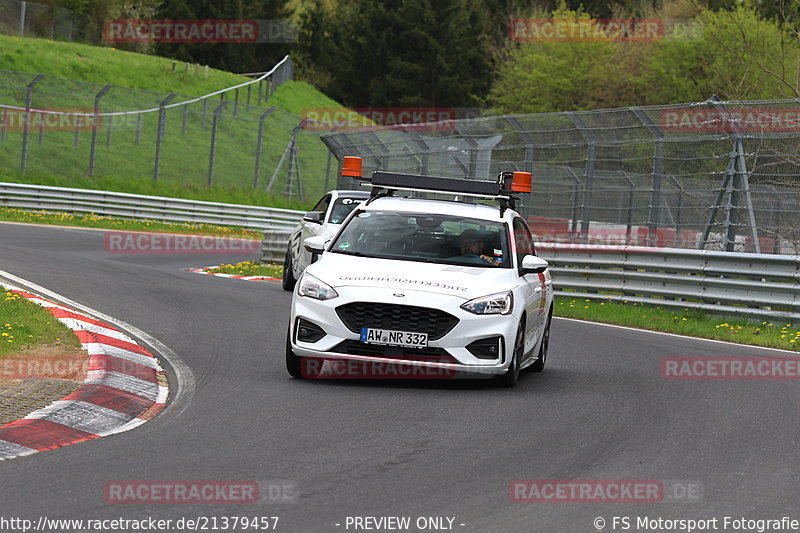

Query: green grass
555,296,800,352
0,171,311,210
0,36,352,210
208,260,282,278
0,34,249,95
0,288,82,358
0,207,264,238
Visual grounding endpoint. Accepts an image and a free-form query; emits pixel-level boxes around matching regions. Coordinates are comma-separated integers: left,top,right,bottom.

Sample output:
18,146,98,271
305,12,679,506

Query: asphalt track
1,221,799,533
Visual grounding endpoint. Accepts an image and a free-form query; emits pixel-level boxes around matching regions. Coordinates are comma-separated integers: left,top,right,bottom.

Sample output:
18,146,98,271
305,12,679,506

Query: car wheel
281,245,296,291
497,319,524,388
285,329,303,378
530,311,551,373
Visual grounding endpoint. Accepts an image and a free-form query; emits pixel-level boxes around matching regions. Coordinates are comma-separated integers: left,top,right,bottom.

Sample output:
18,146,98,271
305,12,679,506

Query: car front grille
335,302,459,341
332,340,454,361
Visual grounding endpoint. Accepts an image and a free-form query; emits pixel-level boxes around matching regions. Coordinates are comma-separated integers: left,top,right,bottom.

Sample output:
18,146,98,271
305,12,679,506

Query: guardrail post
566,111,597,244
20,73,44,172
207,100,230,186
234,88,239,116
153,92,177,181
201,99,208,128
246,84,251,113
253,106,277,188
1,109,7,141
257,80,263,106
88,83,112,176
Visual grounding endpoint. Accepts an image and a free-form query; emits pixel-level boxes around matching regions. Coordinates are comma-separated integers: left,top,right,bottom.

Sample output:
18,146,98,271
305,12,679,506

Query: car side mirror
521,255,548,274
302,211,324,224
304,235,327,255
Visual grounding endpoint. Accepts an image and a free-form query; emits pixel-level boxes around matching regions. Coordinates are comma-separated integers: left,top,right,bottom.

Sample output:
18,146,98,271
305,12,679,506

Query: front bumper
289,285,520,377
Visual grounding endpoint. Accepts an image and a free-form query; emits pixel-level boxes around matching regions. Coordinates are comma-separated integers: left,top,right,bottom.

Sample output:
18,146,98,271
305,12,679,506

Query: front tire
285,330,303,378
497,319,524,388
530,311,551,373
281,245,297,291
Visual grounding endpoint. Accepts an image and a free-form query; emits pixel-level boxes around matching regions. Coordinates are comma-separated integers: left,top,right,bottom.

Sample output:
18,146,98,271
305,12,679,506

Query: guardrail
259,232,800,322
538,244,799,322
0,182,305,231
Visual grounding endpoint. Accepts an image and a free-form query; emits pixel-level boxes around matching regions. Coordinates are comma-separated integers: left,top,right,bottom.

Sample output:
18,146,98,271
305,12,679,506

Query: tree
298,0,495,108
154,0,292,74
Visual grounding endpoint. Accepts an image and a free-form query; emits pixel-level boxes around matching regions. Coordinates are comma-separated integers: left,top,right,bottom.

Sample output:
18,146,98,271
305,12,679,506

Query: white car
282,190,371,291
285,169,553,387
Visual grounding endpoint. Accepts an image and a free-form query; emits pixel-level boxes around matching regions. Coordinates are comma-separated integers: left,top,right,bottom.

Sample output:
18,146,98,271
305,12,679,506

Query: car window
512,218,534,266
312,195,331,214
328,197,363,224
330,211,510,268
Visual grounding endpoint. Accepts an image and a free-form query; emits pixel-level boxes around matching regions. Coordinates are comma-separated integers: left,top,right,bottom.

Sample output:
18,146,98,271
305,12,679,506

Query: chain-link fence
0,0,89,41
0,56,346,204
322,99,800,255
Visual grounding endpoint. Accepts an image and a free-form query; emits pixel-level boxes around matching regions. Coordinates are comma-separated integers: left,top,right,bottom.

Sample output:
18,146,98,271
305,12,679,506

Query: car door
513,217,544,357
296,194,331,273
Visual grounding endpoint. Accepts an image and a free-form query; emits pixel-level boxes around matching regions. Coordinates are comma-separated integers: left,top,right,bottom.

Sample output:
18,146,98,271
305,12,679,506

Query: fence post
181,104,188,135
1,109,7,141
633,107,665,246
566,111,597,244
153,92,177,181
88,83,112,176
207,100,229,187
135,114,142,144
19,1,26,37
20,73,44,172
253,106,277,188
506,116,534,174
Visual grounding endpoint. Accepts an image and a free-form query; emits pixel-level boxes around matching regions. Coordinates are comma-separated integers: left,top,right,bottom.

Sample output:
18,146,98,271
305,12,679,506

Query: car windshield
328,197,364,224
330,211,510,268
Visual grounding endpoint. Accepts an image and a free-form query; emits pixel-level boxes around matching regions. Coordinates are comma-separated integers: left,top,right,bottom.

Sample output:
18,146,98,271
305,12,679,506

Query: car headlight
298,273,339,301
460,291,513,315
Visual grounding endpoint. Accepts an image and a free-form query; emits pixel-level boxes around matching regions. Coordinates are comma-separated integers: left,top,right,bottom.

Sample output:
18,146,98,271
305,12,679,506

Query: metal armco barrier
0,182,304,231
259,230,800,321
536,244,800,322
261,229,293,264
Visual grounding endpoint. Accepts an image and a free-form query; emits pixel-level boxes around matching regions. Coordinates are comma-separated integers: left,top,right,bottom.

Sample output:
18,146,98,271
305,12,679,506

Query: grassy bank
208,261,282,278
0,208,264,238
0,288,81,358
555,296,800,352
0,35,350,208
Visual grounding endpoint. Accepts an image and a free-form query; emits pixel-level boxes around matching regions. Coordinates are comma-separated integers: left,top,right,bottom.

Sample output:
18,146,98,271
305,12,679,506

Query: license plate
360,328,428,348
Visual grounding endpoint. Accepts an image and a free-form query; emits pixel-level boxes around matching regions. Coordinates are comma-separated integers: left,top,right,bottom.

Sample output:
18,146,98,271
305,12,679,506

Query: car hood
307,254,515,299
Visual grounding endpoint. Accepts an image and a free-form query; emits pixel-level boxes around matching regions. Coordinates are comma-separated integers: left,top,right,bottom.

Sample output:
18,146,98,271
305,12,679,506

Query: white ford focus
285,162,553,387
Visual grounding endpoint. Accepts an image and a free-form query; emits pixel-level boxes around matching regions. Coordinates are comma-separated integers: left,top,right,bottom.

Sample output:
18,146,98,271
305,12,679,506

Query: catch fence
322,99,800,254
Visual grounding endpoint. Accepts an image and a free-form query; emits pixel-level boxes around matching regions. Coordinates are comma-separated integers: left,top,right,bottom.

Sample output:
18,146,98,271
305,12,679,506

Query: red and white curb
0,284,168,460
185,266,279,282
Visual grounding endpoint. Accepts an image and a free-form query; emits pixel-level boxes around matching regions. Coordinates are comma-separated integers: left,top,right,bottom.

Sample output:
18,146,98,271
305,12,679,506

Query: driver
456,229,501,266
